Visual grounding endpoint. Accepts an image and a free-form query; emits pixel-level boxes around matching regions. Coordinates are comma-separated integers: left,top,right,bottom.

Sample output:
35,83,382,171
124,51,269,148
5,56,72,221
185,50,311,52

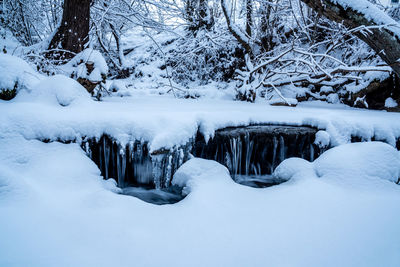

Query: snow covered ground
2,90,400,151
1,55,400,266
0,138,399,267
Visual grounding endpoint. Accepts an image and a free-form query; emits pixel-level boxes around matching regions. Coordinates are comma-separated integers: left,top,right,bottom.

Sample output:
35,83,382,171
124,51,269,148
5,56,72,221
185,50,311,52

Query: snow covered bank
1,55,400,151
274,142,400,185
0,54,42,99
2,94,400,152
15,75,92,107
0,138,399,266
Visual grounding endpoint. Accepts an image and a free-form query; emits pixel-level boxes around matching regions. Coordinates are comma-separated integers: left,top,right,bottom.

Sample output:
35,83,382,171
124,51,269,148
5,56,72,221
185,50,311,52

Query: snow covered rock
63,49,108,93
273,157,315,181
268,97,298,107
0,54,41,100
326,93,339,104
320,86,333,94
172,158,232,195
385,97,398,108
68,48,108,82
15,74,91,107
109,80,131,97
314,142,400,183
274,142,400,184
314,130,330,149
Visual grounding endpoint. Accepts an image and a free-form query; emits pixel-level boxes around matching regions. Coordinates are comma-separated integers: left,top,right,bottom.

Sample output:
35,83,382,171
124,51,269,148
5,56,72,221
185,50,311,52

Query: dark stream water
82,125,324,204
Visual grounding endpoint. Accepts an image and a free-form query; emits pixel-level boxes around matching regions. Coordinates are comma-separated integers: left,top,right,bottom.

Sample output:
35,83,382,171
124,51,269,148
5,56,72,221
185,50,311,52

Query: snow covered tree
184,0,214,31
47,0,91,59
300,0,400,77
0,0,62,46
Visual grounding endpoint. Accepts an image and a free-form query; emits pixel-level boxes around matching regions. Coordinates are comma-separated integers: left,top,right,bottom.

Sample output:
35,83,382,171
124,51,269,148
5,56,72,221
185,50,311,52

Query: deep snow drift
0,138,399,267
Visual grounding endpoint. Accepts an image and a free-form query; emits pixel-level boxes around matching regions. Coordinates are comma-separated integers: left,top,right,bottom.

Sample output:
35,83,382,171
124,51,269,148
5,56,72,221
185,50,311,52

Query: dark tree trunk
245,0,253,37
300,0,400,77
47,0,91,59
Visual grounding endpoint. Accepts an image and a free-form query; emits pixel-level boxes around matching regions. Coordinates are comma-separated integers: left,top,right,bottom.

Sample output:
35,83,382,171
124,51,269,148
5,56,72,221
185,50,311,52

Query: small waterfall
82,135,191,189
193,125,320,178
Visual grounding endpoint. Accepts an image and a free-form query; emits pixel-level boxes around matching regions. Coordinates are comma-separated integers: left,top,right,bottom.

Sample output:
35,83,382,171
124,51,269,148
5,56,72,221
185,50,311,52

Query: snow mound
385,97,397,108
109,80,131,97
0,28,21,54
0,54,41,94
326,93,339,104
273,157,315,181
16,75,91,106
67,48,108,82
172,158,232,195
274,142,400,184
314,130,330,148
314,142,400,183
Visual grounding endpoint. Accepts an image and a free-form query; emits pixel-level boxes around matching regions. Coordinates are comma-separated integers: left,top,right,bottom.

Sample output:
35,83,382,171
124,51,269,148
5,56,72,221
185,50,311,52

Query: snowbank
15,75,92,107
1,93,400,150
0,54,41,95
1,136,400,267
273,157,314,181
274,142,400,185
0,28,21,54
172,158,232,195
314,142,400,183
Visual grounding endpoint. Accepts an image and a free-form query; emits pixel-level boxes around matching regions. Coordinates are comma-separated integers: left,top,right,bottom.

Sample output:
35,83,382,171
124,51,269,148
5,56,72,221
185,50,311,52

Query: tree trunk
246,0,253,37
47,0,91,59
300,0,400,77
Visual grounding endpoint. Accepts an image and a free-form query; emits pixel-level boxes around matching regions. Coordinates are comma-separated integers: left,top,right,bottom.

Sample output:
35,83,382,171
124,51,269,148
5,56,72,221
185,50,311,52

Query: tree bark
47,0,91,59
246,0,253,37
300,0,400,77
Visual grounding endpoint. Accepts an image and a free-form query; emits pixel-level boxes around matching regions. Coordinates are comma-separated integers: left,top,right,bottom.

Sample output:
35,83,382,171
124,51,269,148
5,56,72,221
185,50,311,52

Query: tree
300,0,400,77
48,0,91,59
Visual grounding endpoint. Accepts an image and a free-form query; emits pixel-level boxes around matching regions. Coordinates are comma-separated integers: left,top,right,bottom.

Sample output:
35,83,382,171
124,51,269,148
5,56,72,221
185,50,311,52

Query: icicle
103,137,109,179
179,148,184,166
164,154,173,188
279,136,285,163
117,148,126,188
244,133,253,176
84,142,91,156
116,149,121,187
151,155,163,189
271,136,278,173
310,144,315,162
229,137,242,178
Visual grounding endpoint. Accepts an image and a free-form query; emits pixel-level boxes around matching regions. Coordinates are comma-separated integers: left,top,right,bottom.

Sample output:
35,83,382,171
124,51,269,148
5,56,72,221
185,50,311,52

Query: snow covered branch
300,0,400,77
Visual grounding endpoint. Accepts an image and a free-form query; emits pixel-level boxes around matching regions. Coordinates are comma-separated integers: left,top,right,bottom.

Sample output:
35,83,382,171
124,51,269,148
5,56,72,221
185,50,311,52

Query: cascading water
80,125,328,200
81,135,191,204
193,125,323,187
49,125,400,202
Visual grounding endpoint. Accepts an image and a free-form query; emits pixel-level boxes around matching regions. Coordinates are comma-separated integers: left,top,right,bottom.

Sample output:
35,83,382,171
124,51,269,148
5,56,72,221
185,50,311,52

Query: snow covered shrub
0,54,41,100
16,75,91,107
63,49,109,98
0,0,62,46
164,29,245,86
228,0,395,107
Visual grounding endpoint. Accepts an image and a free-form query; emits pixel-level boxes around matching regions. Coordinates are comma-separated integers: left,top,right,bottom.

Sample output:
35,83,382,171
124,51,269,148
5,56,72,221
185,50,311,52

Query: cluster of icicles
82,125,322,190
